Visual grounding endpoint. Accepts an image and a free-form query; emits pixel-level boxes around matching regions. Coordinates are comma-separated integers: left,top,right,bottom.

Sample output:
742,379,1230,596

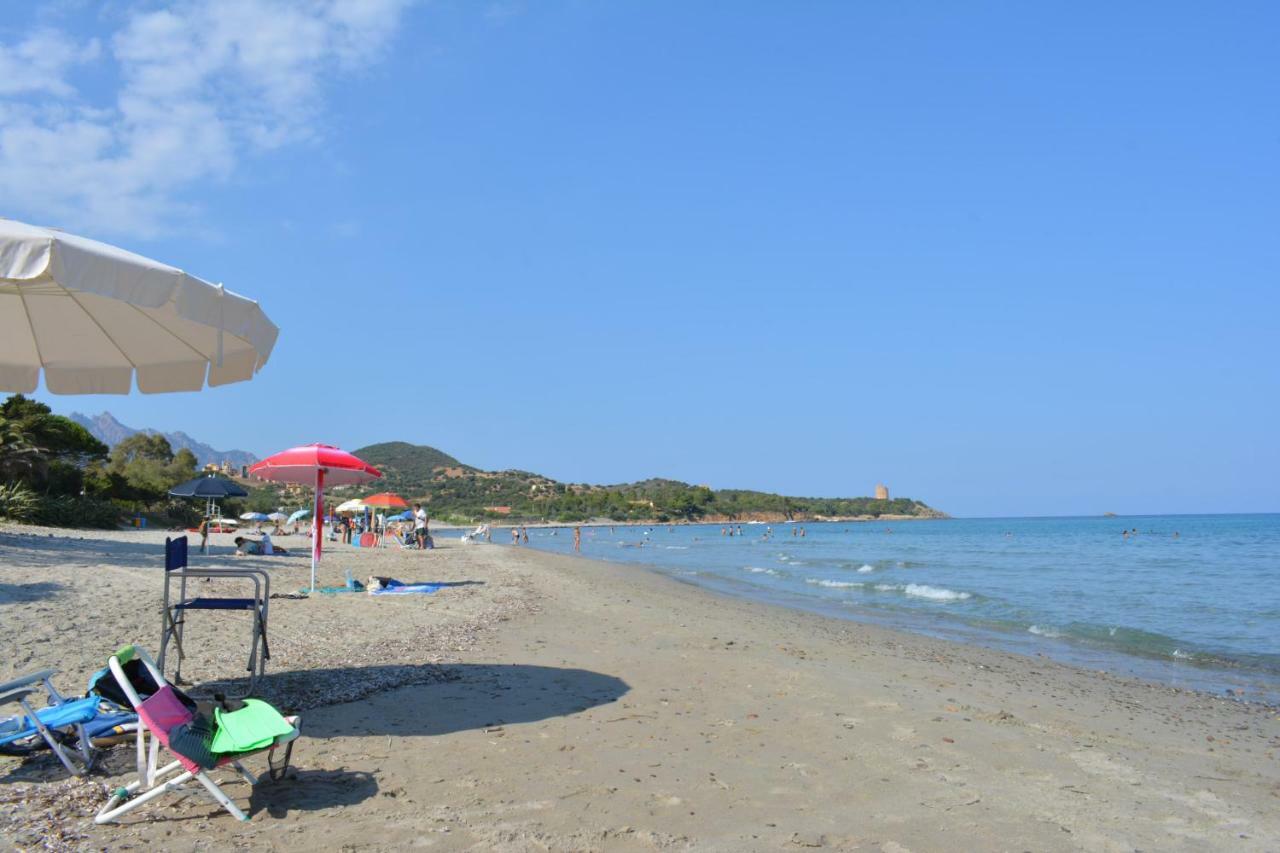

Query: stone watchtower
874,483,889,500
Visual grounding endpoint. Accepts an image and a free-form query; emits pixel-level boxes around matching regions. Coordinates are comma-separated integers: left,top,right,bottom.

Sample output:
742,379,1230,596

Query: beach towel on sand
367,578,443,596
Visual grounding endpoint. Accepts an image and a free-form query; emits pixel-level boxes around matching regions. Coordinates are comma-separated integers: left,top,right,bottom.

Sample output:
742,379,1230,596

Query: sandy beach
2,523,1278,852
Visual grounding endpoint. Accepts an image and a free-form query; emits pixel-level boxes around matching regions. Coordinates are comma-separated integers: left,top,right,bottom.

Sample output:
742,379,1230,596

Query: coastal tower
875,483,889,500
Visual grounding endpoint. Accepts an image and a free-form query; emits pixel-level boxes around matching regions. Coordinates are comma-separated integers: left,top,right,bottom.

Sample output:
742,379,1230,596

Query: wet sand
2,524,1278,851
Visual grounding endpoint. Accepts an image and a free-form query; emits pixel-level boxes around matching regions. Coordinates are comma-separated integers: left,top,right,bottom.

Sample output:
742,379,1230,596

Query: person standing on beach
521,526,529,544
573,526,581,552
198,516,210,554
413,504,428,550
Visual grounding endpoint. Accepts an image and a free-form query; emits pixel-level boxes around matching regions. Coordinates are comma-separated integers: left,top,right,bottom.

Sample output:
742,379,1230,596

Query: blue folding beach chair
158,536,271,697
0,669,132,776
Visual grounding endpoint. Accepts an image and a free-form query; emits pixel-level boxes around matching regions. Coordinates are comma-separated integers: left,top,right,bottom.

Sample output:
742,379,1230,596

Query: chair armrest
169,568,269,603
0,669,55,698
0,686,39,706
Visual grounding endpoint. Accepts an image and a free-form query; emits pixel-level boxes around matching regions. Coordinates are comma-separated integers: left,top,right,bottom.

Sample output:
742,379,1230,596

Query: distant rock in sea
68,411,257,470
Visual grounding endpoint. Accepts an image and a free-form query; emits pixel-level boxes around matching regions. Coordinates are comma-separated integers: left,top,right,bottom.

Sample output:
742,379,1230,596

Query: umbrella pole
311,468,326,592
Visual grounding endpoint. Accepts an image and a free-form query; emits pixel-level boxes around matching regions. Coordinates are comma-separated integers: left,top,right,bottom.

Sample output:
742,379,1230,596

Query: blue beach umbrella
287,509,311,524
239,512,270,522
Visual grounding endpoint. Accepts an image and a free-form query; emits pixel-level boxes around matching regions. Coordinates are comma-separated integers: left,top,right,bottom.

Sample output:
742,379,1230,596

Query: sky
2,1,1277,518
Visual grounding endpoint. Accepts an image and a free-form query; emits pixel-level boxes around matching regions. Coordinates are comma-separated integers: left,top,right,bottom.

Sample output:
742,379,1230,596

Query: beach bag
89,658,197,714
168,712,219,769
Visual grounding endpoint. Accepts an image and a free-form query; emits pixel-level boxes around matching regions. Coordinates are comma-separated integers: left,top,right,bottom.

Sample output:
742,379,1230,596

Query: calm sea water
498,514,1280,703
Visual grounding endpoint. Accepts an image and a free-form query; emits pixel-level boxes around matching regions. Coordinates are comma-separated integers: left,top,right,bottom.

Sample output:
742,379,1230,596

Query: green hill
355,441,466,490
338,441,946,524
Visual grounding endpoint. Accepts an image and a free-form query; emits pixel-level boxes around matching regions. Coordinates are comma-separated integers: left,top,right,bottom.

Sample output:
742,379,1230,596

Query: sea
498,514,1280,704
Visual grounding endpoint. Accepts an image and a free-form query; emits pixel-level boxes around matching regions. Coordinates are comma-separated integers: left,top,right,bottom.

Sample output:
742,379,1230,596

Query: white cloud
0,29,100,97
0,1,415,237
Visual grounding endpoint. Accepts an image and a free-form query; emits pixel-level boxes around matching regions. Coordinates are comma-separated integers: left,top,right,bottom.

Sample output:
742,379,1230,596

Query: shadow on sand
0,529,305,572
300,663,630,739
0,580,65,604
249,768,379,818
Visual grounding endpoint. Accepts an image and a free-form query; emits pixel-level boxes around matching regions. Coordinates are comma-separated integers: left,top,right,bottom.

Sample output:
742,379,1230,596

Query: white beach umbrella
334,498,367,514
266,511,288,522
0,219,278,394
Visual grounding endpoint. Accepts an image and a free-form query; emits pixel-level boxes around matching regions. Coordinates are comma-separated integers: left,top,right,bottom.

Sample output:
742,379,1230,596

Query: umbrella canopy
249,444,381,591
266,512,287,521
363,492,408,509
247,444,381,486
170,474,249,532
334,499,367,514
0,219,278,394
240,512,269,522
287,509,311,524
389,510,413,521
168,475,249,499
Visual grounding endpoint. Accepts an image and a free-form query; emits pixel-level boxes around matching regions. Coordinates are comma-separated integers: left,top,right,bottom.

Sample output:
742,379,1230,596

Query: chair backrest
165,536,188,572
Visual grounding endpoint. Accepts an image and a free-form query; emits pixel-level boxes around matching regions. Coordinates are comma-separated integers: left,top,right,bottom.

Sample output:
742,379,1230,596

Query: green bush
33,495,122,529
0,482,39,522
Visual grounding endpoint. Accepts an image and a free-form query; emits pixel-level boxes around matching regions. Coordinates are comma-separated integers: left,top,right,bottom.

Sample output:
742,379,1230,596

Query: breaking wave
874,583,971,601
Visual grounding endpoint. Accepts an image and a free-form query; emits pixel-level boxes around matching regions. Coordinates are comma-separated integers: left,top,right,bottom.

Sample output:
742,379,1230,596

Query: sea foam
874,583,971,601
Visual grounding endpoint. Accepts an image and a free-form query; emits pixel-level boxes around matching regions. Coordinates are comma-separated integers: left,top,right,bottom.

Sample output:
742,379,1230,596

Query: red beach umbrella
363,493,409,509
249,444,381,591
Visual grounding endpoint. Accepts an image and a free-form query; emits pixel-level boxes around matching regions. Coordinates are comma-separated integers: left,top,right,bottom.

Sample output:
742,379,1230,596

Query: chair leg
173,612,187,684
231,760,259,786
19,698,81,777
194,771,250,821
95,765,196,824
73,721,95,771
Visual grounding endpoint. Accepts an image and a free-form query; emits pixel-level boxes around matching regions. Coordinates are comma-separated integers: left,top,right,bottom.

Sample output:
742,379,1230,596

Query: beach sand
2,523,1277,851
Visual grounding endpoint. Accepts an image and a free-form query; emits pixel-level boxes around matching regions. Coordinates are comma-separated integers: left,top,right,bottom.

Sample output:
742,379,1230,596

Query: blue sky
3,2,1277,517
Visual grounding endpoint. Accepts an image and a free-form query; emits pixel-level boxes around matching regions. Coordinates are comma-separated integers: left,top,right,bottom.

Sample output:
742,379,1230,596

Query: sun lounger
0,669,133,776
95,645,300,824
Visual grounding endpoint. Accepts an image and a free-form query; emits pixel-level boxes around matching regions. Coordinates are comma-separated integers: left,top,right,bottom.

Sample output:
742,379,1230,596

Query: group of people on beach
195,502,436,554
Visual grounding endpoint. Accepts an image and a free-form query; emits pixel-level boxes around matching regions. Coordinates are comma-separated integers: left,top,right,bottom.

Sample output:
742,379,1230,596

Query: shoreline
497,525,1280,709
3,524,1278,850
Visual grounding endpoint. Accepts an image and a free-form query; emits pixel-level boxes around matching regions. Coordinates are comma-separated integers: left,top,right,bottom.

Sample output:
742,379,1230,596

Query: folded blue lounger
0,669,133,776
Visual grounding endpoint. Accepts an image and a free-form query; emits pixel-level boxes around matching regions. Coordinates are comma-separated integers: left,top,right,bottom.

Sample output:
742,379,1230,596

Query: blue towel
369,580,442,595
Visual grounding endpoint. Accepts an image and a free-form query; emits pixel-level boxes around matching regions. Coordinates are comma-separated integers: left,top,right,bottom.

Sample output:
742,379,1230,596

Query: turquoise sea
502,514,1280,704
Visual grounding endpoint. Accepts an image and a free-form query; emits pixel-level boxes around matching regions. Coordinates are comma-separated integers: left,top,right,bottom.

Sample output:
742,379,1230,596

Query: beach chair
158,536,270,697
94,645,300,824
0,669,120,776
386,530,416,549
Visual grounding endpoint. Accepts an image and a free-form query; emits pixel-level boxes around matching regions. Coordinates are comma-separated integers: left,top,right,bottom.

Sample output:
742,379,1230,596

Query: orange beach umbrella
363,493,409,509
